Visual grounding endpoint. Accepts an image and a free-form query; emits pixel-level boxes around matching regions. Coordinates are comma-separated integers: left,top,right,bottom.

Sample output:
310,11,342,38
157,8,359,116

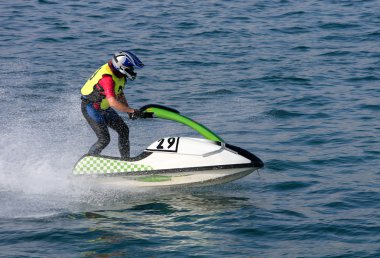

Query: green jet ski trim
141,104,224,143
136,175,172,182
73,155,154,175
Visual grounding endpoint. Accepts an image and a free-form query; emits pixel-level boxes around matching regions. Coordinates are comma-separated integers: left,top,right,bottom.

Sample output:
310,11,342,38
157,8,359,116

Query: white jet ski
72,104,264,187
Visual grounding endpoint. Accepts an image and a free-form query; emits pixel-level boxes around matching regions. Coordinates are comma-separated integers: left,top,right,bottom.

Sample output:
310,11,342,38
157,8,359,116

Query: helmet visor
120,65,137,80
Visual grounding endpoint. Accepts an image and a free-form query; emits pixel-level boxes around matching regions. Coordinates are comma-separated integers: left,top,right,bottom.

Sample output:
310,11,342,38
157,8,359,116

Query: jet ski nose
253,157,264,168
225,143,264,168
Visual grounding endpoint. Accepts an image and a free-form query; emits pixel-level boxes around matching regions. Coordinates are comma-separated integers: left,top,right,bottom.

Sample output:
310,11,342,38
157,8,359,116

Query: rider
81,50,145,159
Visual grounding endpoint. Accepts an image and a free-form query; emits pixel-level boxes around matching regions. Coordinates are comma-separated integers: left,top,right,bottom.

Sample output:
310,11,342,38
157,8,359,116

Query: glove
129,109,145,120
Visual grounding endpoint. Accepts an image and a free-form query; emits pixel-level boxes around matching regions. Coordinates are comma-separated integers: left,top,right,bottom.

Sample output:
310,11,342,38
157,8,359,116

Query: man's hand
129,109,146,120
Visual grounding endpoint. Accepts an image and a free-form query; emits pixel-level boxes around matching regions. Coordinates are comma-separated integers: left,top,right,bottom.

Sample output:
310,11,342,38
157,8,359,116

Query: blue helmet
112,50,144,80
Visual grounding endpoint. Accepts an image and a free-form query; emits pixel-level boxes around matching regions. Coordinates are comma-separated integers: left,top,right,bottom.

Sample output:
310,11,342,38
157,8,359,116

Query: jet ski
72,104,264,187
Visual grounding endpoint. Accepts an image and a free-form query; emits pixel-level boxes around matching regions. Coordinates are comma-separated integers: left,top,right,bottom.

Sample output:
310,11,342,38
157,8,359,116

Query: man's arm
99,75,136,114
108,96,135,114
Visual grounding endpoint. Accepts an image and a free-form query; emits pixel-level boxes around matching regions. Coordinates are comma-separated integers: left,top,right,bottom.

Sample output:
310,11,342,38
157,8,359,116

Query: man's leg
81,102,111,155
105,109,130,159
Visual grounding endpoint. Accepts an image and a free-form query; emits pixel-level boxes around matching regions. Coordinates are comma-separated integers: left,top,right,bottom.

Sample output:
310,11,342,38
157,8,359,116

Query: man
81,50,145,159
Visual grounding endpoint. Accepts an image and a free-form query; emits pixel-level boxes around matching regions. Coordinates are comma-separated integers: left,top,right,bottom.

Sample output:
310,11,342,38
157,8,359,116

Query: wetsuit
81,62,130,159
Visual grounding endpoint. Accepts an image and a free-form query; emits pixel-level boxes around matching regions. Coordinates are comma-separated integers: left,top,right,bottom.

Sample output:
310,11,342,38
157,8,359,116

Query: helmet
112,50,144,80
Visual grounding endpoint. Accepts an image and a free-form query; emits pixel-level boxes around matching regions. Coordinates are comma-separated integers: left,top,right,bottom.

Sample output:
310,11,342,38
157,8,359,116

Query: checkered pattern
73,156,154,175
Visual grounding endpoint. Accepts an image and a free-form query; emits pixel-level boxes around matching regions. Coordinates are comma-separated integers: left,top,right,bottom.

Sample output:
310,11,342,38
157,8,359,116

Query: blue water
1,0,380,257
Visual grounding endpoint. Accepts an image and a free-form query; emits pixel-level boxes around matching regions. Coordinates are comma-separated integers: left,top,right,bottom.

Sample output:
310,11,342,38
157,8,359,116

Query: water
1,0,380,257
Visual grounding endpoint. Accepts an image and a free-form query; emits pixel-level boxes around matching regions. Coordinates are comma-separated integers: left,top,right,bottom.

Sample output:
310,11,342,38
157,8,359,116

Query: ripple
205,89,234,95
176,21,198,29
323,201,356,210
309,155,365,166
270,26,311,34
275,11,306,18
38,0,58,4
270,181,316,191
291,46,310,51
273,209,307,218
318,50,352,56
343,191,380,208
347,76,379,82
265,159,314,172
366,30,380,38
258,76,311,84
36,37,60,43
194,29,233,37
285,95,334,107
318,22,360,30
358,104,380,111
229,227,268,237
265,109,304,119
128,203,179,215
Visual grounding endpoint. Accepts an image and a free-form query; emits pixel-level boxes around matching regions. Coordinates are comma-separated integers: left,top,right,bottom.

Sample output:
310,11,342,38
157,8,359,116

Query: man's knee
113,121,129,137
98,134,111,147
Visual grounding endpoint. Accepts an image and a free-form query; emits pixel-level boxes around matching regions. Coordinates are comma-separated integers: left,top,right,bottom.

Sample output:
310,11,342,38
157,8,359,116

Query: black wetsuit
81,100,130,159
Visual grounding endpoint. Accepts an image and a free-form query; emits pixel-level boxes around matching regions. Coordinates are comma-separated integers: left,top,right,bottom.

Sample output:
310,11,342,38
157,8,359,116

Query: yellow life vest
81,63,126,110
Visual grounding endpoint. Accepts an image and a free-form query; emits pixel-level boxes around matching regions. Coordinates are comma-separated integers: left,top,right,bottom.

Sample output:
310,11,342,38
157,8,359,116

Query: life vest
81,63,126,110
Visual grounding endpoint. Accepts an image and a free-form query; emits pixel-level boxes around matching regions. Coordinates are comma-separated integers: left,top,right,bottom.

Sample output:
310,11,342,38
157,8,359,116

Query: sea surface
0,0,380,257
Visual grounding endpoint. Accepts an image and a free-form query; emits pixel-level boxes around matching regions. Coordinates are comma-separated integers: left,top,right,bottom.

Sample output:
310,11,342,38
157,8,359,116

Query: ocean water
0,0,380,257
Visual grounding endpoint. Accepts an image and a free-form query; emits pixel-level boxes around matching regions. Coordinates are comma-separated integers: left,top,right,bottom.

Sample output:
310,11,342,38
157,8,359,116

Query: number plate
147,137,179,152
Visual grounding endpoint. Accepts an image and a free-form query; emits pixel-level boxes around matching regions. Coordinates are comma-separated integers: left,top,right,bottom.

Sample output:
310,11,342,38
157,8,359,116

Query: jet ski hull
72,137,263,188
83,167,258,188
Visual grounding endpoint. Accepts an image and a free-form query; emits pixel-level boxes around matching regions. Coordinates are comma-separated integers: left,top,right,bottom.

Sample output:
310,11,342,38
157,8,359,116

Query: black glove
130,109,145,120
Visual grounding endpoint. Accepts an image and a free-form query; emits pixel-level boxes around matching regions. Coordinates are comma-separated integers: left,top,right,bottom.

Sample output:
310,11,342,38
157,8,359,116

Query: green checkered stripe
73,156,154,175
